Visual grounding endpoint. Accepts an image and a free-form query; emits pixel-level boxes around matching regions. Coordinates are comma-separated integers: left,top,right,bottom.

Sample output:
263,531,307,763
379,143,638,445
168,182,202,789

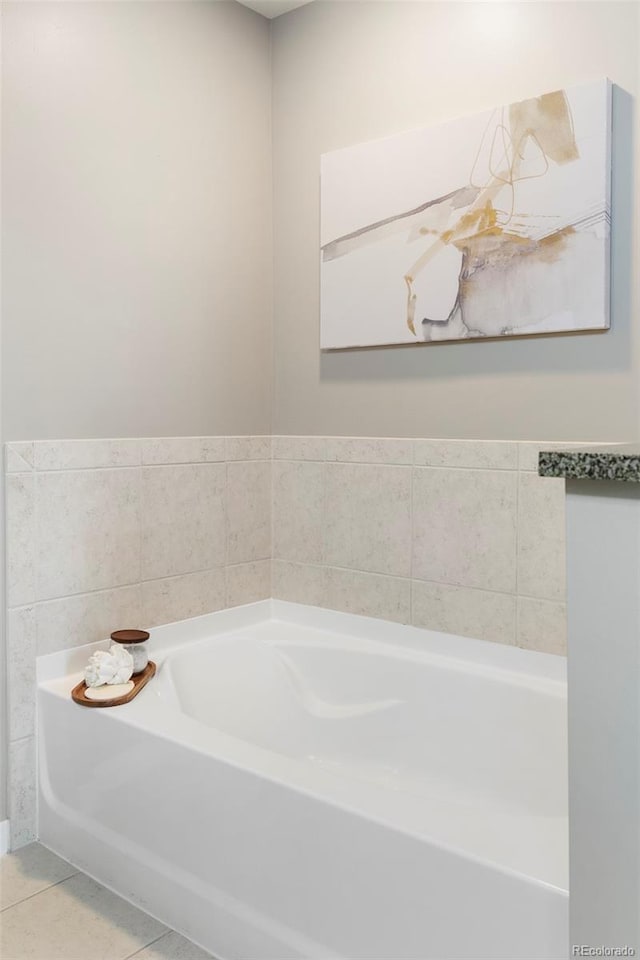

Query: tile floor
0,843,215,960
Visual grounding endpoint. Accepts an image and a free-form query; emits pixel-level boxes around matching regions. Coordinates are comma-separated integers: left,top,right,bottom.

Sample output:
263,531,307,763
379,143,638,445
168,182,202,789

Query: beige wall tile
225,436,272,461
9,738,36,849
271,560,325,606
226,560,271,608
36,586,142,656
324,463,412,577
325,437,413,464
412,580,516,645
7,608,36,741
518,442,551,473
413,467,518,593
414,439,517,470
141,463,225,580
34,439,140,471
324,567,411,623
36,469,141,600
6,473,36,607
5,442,34,473
141,437,225,466
517,473,566,601
517,597,567,656
272,436,326,460
141,569,226,628
272,460,324,562
227,460,271,563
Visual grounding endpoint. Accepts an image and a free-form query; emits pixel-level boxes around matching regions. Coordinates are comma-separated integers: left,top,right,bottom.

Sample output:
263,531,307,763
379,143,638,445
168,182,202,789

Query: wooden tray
71,661,156,708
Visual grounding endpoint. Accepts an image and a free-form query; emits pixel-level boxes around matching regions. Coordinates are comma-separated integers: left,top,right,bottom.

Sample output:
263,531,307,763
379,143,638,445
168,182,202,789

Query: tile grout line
31,464,38,611
269,455,274,600
29,463,40,848
137,464,143,620
224,459,231,603
12,456,271,475
269,558,565,605
0,870,80,913
1,877,202,960
409,442,415,626
320,458,327,573
10,460,560,474
9,561,272,614
122,930,172,960
274,458,526,471
514,464,521,647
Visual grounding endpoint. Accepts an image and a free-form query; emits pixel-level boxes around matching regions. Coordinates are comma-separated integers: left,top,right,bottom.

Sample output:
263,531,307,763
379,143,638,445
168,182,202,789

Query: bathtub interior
162,621,567,819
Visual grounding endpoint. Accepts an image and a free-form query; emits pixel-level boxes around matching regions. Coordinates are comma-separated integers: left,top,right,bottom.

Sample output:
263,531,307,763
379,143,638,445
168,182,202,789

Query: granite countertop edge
539,447,640,483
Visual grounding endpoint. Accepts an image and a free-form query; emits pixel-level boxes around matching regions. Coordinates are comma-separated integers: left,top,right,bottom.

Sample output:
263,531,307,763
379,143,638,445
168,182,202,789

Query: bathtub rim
37,598,567,686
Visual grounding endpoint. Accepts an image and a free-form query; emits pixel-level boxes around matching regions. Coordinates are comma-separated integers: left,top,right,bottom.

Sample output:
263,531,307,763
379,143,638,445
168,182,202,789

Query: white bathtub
38,600,568,960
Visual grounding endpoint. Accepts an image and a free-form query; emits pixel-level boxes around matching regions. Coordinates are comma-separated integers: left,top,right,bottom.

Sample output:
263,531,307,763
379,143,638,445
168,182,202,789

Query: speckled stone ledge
539,446,640,483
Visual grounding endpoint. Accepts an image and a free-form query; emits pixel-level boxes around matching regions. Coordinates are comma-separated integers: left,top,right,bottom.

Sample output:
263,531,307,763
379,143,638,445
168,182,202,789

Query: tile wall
5,437,271,848
271,437,567,657
5,434,570,848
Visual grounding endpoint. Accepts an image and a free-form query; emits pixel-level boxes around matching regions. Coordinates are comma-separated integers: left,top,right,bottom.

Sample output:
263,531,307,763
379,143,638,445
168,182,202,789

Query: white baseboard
0,819,10,856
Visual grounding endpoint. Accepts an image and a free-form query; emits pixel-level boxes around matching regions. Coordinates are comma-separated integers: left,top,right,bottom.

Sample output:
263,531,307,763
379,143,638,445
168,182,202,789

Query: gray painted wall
1,1,273,441
272,1,640,440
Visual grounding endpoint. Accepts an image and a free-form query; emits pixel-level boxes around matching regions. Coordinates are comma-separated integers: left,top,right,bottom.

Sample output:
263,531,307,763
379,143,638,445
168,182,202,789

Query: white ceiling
237,0,315,19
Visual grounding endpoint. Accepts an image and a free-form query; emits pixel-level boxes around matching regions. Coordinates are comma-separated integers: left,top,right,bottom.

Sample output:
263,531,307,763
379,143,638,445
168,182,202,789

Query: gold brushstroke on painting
404,89,580,334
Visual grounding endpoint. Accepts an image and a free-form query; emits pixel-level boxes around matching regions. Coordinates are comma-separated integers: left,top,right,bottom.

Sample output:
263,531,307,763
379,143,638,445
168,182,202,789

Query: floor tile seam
0,871,80,913
122,931,172,960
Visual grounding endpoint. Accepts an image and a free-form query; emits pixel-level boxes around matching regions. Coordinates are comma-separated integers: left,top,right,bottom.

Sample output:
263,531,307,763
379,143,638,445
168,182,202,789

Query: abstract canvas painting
320,79,611,349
